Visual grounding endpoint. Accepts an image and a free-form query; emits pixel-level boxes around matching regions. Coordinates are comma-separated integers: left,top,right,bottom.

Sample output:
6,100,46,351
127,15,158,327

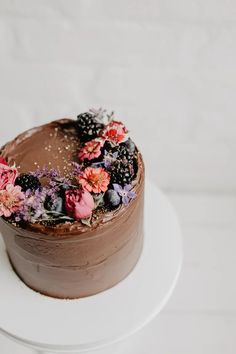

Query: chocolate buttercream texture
0,119,145,298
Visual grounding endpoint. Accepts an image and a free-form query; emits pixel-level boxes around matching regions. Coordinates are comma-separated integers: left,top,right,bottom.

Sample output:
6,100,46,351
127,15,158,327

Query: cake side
0,171,144,298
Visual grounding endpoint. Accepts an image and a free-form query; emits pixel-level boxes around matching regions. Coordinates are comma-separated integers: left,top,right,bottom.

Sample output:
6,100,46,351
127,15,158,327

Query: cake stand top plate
0,180,182,353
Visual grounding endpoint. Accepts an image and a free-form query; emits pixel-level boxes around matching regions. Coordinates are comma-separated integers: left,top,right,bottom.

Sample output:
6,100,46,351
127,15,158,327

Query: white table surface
1,190,235,354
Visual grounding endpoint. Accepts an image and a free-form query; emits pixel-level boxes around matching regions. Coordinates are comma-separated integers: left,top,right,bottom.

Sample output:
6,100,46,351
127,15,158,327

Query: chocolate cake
0,109,144,299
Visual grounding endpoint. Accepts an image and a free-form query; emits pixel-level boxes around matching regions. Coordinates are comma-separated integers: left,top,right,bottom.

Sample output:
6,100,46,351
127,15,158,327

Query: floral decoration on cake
0,109,139,227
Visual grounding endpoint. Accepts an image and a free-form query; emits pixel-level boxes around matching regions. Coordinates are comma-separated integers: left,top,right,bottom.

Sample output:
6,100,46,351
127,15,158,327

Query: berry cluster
76,110,138,210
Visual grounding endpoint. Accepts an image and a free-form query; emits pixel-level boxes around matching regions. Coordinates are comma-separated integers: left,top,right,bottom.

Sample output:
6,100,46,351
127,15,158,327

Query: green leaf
80,216,92,227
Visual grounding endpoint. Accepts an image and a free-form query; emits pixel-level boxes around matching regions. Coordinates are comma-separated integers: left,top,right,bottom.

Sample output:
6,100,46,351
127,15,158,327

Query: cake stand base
0,180,182,354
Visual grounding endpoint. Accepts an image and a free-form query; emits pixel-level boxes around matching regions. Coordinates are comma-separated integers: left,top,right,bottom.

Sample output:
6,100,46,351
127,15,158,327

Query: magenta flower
113,184,136,205
0,162,18,190
65,189,95,220
0,184,25,217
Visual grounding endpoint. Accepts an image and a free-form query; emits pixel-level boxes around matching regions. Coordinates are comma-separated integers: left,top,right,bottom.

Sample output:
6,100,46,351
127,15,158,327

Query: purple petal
128,191,136,199
113,152,119,159
113,184,123,193
122,196,129,205
104,161,111,168
124,184,132,192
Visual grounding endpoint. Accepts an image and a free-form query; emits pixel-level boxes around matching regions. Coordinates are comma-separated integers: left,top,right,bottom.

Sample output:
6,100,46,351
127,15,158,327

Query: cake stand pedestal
0,180,182,354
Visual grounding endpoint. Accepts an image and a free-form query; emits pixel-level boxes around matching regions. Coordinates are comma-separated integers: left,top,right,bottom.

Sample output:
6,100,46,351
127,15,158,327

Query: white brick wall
0,0,235,192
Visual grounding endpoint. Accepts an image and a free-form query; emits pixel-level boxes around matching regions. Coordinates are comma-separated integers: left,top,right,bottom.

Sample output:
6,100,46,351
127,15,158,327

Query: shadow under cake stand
0,180,182,354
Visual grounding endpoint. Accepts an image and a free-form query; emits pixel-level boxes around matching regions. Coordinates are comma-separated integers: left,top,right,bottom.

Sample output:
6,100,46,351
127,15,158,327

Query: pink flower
0,163,18,190
0,184,25,217
65,189,95,220
78,139,103,161
101,121,128,144
78,167,110,193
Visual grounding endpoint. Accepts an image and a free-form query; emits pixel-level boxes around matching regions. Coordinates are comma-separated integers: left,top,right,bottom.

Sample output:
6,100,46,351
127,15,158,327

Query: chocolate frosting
0,119,145,298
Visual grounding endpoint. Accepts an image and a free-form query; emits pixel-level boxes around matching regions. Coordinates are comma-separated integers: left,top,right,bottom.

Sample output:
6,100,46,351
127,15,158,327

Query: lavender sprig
32,166,60,179
71,161,82,176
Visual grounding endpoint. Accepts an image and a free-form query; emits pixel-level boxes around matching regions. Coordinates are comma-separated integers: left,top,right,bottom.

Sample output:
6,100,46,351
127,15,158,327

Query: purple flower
71,162,82,176
14,187,50,223
32,166,59,179
113,184,136,205
103,150,118,169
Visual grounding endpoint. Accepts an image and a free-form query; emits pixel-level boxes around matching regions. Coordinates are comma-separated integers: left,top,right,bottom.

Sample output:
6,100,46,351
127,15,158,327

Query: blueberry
104,190,121,208
45,196,64,213
122,138,136,154
52,197,64,213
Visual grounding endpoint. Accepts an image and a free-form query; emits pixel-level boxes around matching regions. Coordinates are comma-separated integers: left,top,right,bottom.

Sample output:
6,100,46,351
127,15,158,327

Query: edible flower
113,184,136,205
100,121,127,144
65,189,94,220
0,184,25,217
78,167,110,193
78,139,103,161
0,160,18,190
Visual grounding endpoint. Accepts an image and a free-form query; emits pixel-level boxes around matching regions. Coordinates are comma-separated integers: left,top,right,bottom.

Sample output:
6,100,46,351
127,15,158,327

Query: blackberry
76,112,104,142
116,144,134,165
15,173,41,192
103,142,134,167
110,162,134,186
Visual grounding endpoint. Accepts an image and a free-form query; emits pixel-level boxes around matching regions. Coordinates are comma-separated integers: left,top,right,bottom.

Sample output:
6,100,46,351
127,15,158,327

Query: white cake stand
0,180,182,354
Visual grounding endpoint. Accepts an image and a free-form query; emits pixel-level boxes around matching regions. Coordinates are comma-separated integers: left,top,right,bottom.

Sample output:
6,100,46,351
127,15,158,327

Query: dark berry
51,197,64,213
104,189,121,208
45,196,64,214
110,162,134,186
116,144,134,165
76,112,104,142
121,138,136,154
15,173,41,192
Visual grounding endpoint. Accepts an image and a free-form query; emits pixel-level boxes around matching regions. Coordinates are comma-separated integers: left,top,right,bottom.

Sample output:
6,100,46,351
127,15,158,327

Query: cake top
0,109,142,230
